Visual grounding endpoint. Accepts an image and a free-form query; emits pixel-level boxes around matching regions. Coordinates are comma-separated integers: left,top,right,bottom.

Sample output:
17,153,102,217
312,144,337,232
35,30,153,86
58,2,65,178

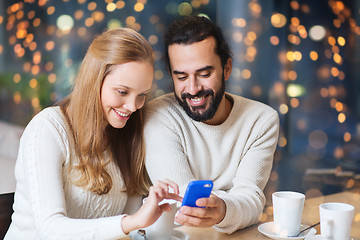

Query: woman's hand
121,179,182,234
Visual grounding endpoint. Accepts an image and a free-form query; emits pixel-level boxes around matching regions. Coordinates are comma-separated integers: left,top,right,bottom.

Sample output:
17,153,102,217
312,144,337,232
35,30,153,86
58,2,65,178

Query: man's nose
187,76,202,96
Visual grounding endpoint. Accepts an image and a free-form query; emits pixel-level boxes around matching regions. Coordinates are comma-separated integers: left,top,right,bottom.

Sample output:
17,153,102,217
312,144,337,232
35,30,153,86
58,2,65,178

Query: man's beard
175,76,225,122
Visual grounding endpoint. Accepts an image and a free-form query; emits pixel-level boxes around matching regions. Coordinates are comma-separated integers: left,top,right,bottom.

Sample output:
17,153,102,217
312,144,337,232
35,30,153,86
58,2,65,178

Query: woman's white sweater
5,107,141,240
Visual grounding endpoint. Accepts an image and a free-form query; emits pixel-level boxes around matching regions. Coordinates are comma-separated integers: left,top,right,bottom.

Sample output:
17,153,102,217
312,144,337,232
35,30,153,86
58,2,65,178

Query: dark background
1,0,359,201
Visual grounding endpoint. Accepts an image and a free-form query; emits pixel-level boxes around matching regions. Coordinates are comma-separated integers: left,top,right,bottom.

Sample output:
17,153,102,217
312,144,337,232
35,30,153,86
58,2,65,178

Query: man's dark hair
164,15,232,71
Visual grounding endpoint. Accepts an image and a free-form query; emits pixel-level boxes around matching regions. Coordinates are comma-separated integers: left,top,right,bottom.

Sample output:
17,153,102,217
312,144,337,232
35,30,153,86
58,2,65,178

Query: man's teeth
190,96,205,102
115,109,130,117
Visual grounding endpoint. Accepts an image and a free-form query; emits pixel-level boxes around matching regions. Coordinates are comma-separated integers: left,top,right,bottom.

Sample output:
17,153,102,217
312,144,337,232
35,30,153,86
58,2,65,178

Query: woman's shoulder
28,106,63,125
24,106,70,138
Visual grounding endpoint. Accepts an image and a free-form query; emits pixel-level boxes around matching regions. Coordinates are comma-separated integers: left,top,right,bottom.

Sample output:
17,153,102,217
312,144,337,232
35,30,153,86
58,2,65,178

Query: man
144,16,279,234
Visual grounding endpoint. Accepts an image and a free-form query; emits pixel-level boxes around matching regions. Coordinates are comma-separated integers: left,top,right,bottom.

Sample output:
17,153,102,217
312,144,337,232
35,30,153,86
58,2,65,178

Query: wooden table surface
126,189,360,239
178,189,360,239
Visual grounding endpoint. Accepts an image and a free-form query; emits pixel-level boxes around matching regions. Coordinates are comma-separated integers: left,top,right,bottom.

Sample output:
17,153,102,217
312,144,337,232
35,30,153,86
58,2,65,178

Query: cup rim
272,191,305,200
159,199,178,205
142,198,178,206
319,202,355,212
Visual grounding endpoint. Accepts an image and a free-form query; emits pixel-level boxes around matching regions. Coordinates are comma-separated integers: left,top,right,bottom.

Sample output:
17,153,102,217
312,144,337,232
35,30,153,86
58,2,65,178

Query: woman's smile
113,108,130,120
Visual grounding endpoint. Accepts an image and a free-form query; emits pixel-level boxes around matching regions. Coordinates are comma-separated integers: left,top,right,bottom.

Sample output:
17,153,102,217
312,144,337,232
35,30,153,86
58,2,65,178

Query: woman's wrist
121,213,143,235
121,215,133,234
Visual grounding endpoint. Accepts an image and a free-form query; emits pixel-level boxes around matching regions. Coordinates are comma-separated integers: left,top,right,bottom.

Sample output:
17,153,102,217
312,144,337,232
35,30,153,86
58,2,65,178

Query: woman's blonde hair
59,28,154,195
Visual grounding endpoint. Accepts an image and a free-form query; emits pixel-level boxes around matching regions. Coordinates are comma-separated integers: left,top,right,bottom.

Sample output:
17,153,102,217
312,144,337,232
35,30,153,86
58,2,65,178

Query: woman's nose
124,97,137,112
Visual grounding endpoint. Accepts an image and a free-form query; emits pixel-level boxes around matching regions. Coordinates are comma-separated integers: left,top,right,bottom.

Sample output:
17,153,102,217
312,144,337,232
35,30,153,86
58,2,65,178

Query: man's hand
175,194,226,227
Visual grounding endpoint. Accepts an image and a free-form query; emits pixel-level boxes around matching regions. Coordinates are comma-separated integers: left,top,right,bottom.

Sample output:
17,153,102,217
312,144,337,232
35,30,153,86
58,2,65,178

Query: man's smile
187,95,209,107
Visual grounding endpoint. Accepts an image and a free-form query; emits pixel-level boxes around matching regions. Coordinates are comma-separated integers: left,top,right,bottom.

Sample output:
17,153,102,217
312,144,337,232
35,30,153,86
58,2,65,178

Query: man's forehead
168,38,219,72
168,37,216,52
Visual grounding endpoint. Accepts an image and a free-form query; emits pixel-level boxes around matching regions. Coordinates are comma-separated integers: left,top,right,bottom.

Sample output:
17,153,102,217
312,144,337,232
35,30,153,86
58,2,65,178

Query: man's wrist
217,198,227,224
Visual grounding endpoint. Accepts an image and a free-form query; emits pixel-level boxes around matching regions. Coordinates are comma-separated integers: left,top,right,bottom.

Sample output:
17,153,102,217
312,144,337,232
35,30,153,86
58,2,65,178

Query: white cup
319,202,354,240
272,191,305,237
143,199,178,240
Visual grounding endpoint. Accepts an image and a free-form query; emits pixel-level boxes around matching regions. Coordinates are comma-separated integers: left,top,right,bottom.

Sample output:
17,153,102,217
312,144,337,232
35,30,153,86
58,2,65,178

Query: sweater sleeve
213,110,279,233
16,115,128,239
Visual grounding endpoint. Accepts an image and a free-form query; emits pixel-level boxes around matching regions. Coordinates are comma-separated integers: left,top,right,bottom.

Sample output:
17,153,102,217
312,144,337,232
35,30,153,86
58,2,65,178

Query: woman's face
100,61,153,129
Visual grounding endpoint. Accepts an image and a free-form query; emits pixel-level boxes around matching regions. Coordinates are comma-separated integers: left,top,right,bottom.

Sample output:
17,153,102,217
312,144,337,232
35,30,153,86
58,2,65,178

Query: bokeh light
56,15,74,33
178,2,193,16
309,25,326,41
271,13,287,28
287,84,306,97
0,0,359,204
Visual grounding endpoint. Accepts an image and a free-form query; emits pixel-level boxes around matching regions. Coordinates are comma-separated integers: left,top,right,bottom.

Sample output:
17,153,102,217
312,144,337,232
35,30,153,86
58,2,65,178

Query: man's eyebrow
172,65,214,75
196,65,214,72
172,70,186,75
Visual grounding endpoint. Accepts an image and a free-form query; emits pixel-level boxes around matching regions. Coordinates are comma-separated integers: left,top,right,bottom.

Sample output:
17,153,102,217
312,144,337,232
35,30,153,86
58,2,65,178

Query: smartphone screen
181,180,213,207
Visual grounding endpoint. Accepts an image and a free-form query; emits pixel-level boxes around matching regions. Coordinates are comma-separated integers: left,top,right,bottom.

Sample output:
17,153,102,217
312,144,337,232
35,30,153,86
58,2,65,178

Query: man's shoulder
229,93,278,120
144,93,190,129
145,93,179,112
232,94,275,111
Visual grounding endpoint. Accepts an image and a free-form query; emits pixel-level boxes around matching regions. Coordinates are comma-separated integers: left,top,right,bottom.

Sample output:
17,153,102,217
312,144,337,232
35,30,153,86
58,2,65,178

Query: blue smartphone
181,180,213,207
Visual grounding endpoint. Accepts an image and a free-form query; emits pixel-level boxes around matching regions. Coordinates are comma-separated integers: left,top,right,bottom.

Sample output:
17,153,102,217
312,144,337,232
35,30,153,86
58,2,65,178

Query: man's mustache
181,89,214,100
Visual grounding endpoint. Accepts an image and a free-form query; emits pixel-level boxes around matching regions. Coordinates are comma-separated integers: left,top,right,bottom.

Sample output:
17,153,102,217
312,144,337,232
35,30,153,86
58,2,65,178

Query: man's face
168,37,231,123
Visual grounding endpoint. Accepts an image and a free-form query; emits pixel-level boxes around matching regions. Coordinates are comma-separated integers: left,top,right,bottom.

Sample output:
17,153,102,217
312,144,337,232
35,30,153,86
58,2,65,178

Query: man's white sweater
144,93,279,234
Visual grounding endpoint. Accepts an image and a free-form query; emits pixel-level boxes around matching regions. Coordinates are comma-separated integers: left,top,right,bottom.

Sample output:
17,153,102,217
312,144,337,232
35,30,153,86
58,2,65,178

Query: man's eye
177,76,187,80
199,73,211,78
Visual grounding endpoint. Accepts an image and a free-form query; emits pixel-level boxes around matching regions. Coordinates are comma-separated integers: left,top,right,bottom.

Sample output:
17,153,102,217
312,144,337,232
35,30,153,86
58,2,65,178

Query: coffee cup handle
173,210,182,228
323,220,332,239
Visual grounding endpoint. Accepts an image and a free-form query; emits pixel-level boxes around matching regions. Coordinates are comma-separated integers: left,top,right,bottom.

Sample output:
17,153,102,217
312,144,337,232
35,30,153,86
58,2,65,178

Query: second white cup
319,202,354,240
272,191,305,237
143,199,178,240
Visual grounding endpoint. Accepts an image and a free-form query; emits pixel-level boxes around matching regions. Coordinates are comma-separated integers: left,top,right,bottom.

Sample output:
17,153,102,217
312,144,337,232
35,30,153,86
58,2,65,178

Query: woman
5,28,181,239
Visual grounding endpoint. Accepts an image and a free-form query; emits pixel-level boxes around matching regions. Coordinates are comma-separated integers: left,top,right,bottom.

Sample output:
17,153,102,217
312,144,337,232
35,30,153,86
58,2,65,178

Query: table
0,192,14,239
175,189,360,239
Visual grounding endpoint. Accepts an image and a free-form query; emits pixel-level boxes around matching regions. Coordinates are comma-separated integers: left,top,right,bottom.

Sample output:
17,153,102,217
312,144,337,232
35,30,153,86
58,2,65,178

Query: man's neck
204,93,233,125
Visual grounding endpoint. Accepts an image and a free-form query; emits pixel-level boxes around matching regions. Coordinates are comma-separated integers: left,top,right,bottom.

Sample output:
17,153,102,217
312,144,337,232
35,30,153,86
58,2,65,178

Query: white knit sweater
5,107,142,240
144,93,279,234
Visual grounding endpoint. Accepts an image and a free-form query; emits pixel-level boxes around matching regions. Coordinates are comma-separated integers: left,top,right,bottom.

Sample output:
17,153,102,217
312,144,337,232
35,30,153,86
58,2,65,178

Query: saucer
305,235,358,240
129,229,189,240
304,235,321,240
172,229,189,240
258,222,317,240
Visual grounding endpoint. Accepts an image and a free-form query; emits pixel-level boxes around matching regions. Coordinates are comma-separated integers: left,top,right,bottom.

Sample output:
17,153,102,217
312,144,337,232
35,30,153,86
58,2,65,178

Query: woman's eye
118,90,127,95
138,93,147,97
